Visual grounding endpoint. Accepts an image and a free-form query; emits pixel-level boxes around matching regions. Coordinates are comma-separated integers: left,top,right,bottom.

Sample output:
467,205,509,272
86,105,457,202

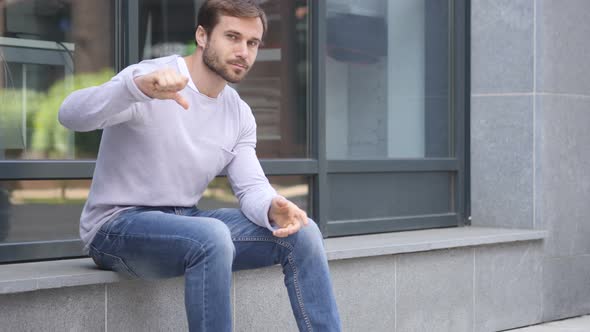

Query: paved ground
506,315,590,331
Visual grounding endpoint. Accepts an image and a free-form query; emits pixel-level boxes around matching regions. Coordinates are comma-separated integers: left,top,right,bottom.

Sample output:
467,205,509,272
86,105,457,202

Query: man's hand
134,68,190,109
269,196,309,237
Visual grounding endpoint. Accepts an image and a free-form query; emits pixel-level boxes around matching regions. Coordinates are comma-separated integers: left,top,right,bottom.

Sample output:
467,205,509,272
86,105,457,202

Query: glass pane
0,180,90,243
137,0,309,158
0,0,115,160
325,0,452,159
328,172,453,221
199,176,311,215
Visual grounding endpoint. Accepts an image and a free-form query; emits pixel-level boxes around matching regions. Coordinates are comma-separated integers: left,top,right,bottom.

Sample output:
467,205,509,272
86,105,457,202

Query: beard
202,44,250,84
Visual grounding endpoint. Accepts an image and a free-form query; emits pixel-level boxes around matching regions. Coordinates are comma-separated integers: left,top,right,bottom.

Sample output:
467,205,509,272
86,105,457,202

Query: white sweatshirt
59,55,278,253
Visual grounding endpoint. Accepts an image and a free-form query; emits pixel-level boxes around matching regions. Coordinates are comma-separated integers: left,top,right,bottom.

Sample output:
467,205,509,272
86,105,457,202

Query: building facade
0,0,588,331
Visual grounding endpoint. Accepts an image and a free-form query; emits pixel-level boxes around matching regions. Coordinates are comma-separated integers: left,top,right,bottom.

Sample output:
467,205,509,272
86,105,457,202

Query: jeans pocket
90,246,138,278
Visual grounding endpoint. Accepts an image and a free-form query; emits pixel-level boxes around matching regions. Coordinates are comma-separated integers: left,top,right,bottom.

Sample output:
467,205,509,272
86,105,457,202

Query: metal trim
310,0,329,235
327,159,459,173
0,161,95,180
0,240,84,263
325,213,458,237
259,159,318,175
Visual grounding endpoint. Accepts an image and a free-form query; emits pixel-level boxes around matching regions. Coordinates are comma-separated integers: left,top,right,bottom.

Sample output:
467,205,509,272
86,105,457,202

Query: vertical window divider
310,0,329,236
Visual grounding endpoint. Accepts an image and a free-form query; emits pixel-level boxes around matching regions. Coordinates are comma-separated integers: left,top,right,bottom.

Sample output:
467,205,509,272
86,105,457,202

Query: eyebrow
225,30,262,44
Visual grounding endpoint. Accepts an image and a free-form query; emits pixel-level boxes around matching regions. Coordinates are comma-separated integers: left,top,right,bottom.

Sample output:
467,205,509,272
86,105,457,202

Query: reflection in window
326,0,452,159
138,0,309,158
0,180,91,243
0,0,115,160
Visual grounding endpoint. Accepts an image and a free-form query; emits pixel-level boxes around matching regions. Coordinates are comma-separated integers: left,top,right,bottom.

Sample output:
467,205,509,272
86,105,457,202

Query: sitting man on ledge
58,0,341,331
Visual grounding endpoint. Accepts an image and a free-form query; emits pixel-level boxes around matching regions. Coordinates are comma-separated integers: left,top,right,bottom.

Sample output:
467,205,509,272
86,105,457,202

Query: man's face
201,15,263,83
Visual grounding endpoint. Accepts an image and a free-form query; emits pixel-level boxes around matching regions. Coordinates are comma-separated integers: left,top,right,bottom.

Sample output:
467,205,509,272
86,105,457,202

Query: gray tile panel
331,256,395,331
474,242,543,331
471,0,534,93
543,255,590,322
0,285,104,331
535,95,590,257
471,95,534,228
107,277,188,332
396,248,473,332
536,0,590,95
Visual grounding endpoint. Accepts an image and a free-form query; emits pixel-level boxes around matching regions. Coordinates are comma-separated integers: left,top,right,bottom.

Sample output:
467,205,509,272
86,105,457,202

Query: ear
195,26,208,49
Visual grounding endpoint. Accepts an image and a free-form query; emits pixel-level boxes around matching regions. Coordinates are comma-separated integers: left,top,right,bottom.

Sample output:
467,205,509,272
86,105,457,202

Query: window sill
0,226,546,295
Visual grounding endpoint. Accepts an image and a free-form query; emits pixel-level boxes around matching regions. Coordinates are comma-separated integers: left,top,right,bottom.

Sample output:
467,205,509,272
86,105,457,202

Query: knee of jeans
291,219,325,256
202,218,235,261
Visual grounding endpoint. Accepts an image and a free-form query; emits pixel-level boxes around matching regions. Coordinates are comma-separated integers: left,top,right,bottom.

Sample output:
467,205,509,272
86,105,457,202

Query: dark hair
196,0,267,45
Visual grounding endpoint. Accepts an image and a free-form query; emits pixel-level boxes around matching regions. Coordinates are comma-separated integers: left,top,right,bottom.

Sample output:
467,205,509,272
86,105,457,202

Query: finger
275,222,298,237
173,93,190,110
162,71,179,92
300,211,309,226
288,222,301,235
168,72,187,92
272,228,288,238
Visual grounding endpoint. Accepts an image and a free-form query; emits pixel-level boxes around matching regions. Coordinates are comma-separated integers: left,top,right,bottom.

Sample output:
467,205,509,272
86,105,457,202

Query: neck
183,52,226,98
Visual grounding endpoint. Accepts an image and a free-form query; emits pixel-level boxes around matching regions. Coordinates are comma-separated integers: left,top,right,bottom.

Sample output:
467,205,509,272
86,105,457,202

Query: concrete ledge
0,226,546,295
325,226,547,260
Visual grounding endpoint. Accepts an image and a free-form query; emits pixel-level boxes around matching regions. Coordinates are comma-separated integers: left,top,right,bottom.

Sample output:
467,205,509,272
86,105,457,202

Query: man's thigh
189,208,289,271
90,206,231,278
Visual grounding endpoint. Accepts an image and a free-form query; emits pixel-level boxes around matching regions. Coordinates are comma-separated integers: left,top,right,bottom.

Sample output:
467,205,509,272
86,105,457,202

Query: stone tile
471,0,534,93
543,255,590,321
331,256,395,331
234,265,297,332
471,95,534,228
396,248,473,332
107,277,187,332
535,95,590,256
536,0,590,95
543,314,590,328
0,285,104,331
508,326,583,332
474,242,543,331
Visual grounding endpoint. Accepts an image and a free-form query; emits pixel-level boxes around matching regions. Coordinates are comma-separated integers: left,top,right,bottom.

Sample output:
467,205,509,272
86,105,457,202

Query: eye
227,34,237,40
248,40,259,48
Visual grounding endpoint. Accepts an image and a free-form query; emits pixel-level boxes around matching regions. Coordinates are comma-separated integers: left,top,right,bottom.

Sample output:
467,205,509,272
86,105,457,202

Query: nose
235,41,249,59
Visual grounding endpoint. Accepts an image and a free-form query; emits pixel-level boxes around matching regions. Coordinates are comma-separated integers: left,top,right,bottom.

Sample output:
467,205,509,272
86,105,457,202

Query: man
58,1,341,331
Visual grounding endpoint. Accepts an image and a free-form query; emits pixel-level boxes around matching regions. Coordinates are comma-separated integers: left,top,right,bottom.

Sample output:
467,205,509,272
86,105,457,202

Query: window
0,0,468,263
316,0,469,236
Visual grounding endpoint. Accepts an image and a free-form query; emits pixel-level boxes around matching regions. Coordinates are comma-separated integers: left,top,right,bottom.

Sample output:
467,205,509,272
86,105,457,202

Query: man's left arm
226,103,308,237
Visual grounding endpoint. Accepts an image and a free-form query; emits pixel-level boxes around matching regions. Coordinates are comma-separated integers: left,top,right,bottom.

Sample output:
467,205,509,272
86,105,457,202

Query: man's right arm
59,66,188,132
58,66,152,132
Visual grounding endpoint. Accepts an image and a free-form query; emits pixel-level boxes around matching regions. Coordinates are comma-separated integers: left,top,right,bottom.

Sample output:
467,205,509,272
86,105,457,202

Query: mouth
229,62,248,70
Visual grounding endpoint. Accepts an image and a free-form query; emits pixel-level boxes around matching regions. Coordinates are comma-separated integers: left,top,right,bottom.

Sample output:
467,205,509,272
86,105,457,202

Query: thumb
274,196,289,208
172,93,189,110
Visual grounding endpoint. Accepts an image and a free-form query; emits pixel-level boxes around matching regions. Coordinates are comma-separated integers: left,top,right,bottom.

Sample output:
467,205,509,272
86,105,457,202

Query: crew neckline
176,55,225,100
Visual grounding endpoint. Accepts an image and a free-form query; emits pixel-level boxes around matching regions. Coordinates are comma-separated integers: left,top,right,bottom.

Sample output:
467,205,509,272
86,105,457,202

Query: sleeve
225,101,279,231
58,64,153,132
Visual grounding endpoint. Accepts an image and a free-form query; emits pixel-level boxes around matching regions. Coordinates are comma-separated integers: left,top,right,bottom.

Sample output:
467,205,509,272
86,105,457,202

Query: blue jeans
88,206,341,332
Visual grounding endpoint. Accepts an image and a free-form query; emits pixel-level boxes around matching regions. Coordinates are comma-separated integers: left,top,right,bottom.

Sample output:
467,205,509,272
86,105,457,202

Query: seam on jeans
231,236,294,251
204,249,209,331
288,253,313,332
89,244,139,278
96,231,206,250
